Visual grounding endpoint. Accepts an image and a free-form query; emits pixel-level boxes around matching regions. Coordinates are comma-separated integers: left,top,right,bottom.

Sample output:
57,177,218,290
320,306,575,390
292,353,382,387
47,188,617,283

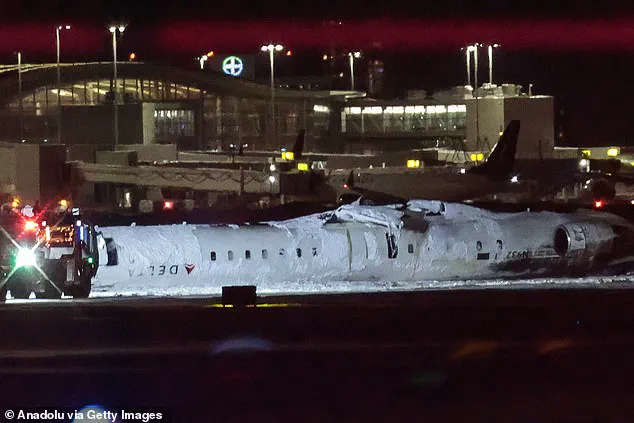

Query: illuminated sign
406,159,421,168
607,147,620,157
297,162,309,171
281,151,295,161
222,56,244,77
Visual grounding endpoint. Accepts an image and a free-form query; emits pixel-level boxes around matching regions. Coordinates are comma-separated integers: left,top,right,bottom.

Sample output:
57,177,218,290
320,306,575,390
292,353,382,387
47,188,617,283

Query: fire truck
0,207,98,301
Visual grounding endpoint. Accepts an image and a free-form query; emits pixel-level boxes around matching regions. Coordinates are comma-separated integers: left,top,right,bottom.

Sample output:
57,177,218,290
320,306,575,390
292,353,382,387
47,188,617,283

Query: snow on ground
90,273,634,298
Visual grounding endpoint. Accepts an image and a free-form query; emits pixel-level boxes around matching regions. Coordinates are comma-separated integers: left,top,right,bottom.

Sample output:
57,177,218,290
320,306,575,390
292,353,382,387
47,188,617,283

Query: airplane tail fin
292,129,305,161
468,120,520,181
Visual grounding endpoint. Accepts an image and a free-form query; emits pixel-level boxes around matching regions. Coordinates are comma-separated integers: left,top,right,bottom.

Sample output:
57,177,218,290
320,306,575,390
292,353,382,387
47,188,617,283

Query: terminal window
155,109,195,140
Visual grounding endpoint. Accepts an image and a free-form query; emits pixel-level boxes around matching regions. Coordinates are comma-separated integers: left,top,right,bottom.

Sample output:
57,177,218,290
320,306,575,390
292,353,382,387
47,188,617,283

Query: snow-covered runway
89,273,634,298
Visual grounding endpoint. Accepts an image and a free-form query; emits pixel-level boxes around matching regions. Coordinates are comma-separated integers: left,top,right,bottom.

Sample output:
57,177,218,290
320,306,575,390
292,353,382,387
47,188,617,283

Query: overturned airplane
95,199,634,289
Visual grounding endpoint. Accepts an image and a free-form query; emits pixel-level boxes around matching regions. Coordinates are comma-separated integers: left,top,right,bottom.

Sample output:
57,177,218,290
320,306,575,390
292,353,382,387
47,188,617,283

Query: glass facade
343,104,466,135
1,68,325,151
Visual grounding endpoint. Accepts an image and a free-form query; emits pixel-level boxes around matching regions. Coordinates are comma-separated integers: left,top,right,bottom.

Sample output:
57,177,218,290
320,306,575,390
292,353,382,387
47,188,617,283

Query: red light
343,184,349,189
163,201,174,210
286,50,292,56
594,200,604,208
129,52,136,61
24,220,38,231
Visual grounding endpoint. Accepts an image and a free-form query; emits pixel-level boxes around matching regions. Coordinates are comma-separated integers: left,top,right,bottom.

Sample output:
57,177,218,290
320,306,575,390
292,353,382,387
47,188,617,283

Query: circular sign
222,56,244,77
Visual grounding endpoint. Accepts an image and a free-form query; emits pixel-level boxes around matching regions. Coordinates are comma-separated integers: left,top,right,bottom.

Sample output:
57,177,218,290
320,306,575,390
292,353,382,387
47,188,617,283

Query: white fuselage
94,202,626,289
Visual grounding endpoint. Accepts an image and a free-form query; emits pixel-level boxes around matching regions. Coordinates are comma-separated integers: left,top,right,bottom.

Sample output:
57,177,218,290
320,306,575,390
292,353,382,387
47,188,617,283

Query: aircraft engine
553,222,615,258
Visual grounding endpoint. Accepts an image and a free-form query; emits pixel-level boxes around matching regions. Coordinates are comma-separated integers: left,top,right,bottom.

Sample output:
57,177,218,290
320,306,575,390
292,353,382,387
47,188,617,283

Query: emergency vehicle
0,207,98,300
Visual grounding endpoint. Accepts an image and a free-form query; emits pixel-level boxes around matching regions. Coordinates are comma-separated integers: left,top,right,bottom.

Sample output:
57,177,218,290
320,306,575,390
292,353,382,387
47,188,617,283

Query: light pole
109,24,126,147
463,43,482,151
464,45,477,87
487,43,500,85
260,43,283,142
198,51,214,70
17,51,23,142
199,55,207,70
348,51,361,90
56,25,70,144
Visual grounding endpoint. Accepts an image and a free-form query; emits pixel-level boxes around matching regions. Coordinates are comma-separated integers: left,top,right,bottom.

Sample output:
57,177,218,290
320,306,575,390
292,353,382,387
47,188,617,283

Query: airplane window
312,247,318,256
279,248,285,256
228,251,234,261
105,238,118,266
296,248,302,258
386,233,398,259
476,241,483,251
497,240,503,250
262,249,268,259
245,250,251,259
210,251,216,261
408,244,414,254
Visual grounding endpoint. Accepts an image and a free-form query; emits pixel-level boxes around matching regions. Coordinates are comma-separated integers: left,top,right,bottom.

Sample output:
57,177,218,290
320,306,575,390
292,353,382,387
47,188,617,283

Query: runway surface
3,286,634,421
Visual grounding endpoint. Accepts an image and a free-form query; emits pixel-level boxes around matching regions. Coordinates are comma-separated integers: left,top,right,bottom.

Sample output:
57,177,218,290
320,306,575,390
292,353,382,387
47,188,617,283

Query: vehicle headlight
15,248,36,268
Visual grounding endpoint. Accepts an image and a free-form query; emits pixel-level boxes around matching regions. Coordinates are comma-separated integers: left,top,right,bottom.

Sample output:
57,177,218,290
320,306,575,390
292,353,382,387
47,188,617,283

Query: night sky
1,0,634,146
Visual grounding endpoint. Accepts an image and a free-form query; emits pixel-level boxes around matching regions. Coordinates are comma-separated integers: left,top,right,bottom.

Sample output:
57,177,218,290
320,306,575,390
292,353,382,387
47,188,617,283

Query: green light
87,257,94,264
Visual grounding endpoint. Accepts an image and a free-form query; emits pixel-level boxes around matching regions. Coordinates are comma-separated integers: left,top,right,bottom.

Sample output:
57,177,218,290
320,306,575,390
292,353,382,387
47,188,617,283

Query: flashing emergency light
163,201,174,210
594,200,604,208
23,220,38,231
607,147,620,157
406,159,420,168
297,162,309,171
15,248,36,268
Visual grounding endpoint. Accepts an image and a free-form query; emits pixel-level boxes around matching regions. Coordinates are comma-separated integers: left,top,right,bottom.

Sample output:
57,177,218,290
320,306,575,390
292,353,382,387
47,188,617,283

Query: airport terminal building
0,62,554,158
0,62,344,152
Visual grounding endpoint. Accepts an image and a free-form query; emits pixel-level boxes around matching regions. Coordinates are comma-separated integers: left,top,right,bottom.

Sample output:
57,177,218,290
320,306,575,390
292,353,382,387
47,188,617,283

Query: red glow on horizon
0,18,631,58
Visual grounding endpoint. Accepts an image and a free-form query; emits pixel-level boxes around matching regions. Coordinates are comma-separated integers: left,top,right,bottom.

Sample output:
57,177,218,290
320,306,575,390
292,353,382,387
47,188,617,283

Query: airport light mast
487,43,501,85
463,43,483,152
109,24,126,147
348,51,361,90
260,43,284,143
55,25,71,145
16,51,23,142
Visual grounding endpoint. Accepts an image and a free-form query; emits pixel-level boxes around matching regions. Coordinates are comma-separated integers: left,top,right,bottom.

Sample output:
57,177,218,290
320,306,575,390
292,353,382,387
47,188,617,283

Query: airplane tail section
468,120,520,181
292,129,305,161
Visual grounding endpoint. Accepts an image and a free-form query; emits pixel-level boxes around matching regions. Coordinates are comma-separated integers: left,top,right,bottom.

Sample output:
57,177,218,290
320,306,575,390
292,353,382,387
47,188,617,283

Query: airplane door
346,228,368,275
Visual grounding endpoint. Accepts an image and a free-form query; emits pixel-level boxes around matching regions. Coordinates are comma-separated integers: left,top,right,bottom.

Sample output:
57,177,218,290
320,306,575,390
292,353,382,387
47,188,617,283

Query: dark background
1,0,633,147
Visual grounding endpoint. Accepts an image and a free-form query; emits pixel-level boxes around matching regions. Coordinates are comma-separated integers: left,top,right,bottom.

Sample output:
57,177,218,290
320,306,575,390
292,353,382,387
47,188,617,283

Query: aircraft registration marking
506,250,531,260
